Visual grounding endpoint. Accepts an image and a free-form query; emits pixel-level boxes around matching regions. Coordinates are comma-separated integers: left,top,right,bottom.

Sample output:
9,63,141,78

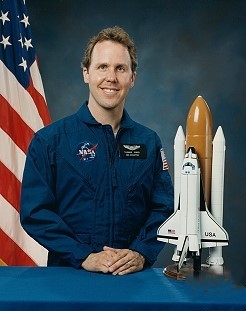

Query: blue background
27,0,245,282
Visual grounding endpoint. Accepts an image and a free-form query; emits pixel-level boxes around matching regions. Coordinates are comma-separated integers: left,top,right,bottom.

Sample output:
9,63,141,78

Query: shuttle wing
157,210,180,245
200,210,229,247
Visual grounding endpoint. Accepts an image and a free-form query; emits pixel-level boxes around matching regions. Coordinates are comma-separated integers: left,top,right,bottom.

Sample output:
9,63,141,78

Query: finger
102,247,121,260
118,266,136,275
103,246,113,251
107,249,130,267
109,255,137,274
103,251,124,267
103,250,118,259
98,264,111,274
103,246,121,253
111,249,130,260
114,258,145,275
112,259,135,275
103,246,120,258
82,252,111,273
112,253,145,275
108,254,131,273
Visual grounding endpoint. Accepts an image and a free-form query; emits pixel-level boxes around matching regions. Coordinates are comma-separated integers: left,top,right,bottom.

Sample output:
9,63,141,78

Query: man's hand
103,246,145,275
81,249,117,273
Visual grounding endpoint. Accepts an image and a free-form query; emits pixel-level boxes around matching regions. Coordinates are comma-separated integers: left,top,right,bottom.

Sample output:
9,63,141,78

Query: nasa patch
76,142,98,162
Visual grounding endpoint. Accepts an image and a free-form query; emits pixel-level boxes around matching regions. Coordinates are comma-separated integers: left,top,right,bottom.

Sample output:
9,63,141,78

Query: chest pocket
124,147,156,192
118,147,155,231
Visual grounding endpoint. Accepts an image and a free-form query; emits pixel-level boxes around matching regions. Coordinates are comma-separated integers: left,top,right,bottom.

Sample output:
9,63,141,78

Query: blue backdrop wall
27,0,245,282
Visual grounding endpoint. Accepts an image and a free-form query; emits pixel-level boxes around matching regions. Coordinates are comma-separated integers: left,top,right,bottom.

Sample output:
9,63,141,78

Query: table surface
0,267,245,310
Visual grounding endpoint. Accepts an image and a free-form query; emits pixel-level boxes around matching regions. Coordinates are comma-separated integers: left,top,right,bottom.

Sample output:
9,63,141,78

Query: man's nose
106,68,117,82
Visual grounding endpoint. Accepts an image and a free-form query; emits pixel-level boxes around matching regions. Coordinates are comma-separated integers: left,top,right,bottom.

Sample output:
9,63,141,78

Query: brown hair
81,26,138,72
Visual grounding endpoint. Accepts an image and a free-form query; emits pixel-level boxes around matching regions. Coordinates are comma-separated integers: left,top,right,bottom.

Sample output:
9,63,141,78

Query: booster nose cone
186,96,213,210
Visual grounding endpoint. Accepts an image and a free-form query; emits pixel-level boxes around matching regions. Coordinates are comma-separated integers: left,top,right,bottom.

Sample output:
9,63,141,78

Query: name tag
119,144,147,159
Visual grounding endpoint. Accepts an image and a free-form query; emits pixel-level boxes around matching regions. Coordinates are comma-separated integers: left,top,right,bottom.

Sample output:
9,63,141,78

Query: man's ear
83,67,89,84
130,71,137,88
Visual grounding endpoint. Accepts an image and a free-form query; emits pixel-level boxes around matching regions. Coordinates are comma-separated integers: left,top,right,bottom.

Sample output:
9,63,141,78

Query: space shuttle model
157,96,229,272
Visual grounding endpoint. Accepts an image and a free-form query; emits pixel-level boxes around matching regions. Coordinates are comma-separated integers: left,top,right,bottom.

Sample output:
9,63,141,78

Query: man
21,26,174,275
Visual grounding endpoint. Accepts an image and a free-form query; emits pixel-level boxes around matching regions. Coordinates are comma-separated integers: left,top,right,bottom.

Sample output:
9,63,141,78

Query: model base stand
163,263,228,281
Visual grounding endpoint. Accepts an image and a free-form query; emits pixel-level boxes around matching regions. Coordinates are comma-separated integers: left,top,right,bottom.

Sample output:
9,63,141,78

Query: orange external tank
186,96,213,210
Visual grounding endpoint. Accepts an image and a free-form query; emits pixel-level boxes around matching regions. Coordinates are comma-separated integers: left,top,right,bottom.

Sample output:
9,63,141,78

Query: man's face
83,40,136,112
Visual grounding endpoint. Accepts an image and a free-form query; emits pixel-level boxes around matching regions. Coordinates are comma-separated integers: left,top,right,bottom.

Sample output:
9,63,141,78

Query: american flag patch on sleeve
160,148,169,170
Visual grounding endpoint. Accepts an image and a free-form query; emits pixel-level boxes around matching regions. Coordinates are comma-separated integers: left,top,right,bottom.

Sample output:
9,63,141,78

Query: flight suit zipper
103,125,121,247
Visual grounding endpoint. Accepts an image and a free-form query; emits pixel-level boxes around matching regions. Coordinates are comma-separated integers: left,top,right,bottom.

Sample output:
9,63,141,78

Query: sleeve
20,134,94,268
129,134,174,265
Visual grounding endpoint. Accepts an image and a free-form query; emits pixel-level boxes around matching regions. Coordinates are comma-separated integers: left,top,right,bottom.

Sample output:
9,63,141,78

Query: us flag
0,0,50,266
160,148,169,171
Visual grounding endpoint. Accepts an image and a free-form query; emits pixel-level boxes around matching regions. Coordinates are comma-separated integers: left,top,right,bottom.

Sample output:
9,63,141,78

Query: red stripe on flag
27,78,51,126
0,229,36,266
0,162,21,213
0,94,35,153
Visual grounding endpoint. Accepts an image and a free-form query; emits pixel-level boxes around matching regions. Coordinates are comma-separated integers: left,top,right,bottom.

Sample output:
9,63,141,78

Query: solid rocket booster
174,126,186,211
172,126,186,262
208,126,226,265
211,126,226,230
186,96,213,210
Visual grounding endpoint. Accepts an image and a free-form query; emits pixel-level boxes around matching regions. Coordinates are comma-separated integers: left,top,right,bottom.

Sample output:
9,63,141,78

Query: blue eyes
98,65,125,72
99,65,107,71
117,66,125,72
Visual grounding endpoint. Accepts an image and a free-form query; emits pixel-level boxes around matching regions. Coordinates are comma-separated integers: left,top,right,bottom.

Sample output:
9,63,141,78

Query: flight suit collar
76,101,135,129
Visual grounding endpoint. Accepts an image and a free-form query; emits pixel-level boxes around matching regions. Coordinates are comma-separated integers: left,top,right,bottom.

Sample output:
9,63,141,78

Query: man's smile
100,87,120,95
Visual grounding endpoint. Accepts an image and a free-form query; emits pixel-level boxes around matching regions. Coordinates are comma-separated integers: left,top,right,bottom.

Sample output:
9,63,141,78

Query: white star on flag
0,34,11,49
20,13,29,28
18,34,24,48
18,56,27,71
0,10,10,25
24,37,33,50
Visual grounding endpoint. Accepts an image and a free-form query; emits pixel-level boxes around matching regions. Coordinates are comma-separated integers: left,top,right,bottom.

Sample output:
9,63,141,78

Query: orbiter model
157,96,229,272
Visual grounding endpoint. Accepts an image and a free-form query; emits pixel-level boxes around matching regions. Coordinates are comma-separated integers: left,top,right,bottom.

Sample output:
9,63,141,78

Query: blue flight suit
20,102,174,268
